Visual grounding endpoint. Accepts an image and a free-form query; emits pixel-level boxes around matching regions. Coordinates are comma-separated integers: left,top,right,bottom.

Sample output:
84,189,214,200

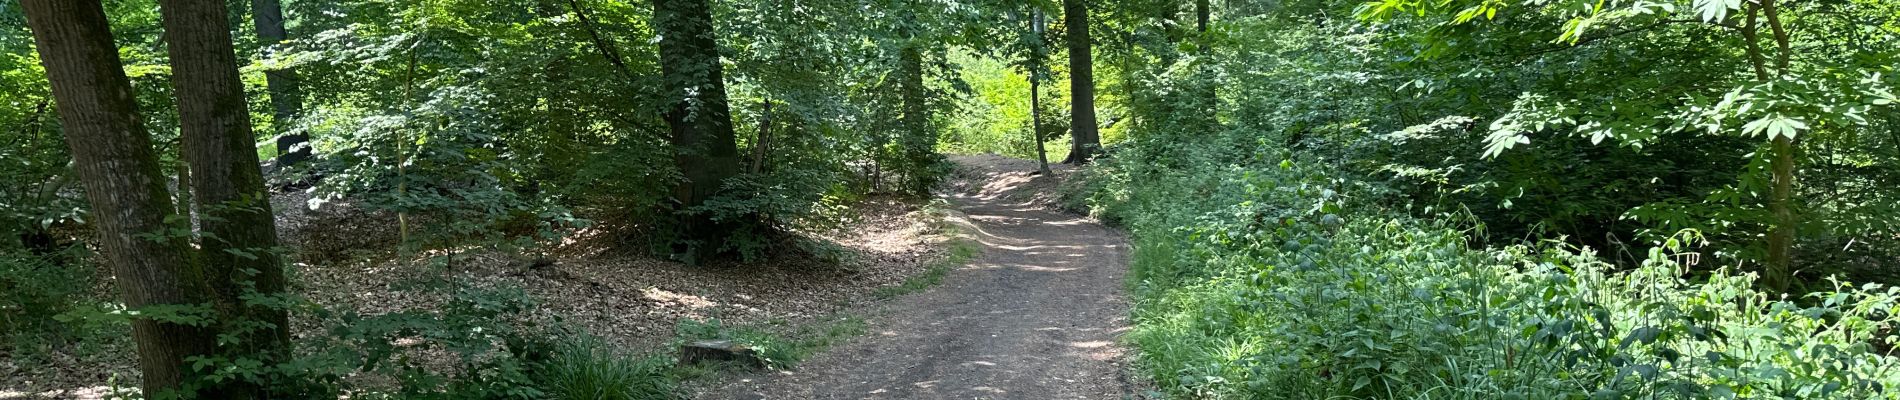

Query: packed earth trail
707,155,1139,399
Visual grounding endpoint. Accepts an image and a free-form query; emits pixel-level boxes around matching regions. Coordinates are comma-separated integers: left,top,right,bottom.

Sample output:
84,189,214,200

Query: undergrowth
1081,137,1900,399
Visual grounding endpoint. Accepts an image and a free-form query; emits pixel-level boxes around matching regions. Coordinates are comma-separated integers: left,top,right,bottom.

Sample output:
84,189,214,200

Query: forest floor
697,154,1145,400
3,177,952,399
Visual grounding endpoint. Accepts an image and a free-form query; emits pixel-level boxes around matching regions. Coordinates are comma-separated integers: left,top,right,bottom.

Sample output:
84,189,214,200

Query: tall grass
532,337,676,400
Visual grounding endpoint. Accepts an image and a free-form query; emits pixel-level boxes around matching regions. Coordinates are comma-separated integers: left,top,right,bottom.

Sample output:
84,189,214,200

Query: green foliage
0,249,93,359
267,284,552,399
1084,135,1900,398
532,336,677,400
1084,0,1900,282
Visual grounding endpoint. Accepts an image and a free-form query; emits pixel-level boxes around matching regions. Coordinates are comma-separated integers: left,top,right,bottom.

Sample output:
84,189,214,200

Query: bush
1086,137,1900,399
0,249,92,358
273,284,552,399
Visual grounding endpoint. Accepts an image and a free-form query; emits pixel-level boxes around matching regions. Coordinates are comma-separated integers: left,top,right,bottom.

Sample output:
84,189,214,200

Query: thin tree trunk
653,0,741,260
250,0,307,166
1031,72,1051,174
1762,0,1796,292
20,0,219,395
751,99,772,174
568,0,638,84
1061,0,1100,164
1742,1,1798,292
14,99,48,141
162,0,292,390
1030,9,1051,175
175,159,193,219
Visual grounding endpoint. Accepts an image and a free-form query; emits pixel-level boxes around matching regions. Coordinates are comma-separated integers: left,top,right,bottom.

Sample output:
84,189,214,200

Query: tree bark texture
653,0,741,258
162,0,293,379
1062,0,1100,164
21,0,218,394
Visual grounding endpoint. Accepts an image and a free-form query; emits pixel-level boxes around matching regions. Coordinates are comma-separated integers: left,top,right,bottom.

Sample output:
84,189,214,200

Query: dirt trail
706,155,1138,399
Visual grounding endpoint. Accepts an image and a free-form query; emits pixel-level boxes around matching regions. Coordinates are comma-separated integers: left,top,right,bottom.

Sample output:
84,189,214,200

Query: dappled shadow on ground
2,194,953,397
707,155,1138,400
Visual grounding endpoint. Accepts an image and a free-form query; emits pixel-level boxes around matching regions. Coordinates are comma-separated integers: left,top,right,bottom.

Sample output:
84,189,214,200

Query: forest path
706,155,1138,399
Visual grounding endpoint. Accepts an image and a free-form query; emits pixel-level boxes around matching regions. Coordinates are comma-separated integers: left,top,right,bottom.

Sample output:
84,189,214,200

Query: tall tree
249,0,308,166
19,0,219,394
160,0,293,385
1029,9,1052,175
652,0,741,258
1062,0,1101,164
897,43,933,193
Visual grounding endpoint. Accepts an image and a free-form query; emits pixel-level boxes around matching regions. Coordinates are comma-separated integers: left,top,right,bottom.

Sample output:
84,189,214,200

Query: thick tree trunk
20,0,219,395
250,0,307,166
653,0,741,259
1061,0,1100,164
898,44,934,193
161,0,293,392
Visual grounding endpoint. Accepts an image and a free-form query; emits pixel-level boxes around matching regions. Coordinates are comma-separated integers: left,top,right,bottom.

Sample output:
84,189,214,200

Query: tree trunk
162,0,293,392
1061,0,1100,164
898,44,933,193
1742,0,1797,292
653,0,741,260
1031,71,1052,174
1030,10,1051,175
1761,0,1796,292
20,0,219,395
250,0,307,167
1195,0,1209,33
751,99,772,174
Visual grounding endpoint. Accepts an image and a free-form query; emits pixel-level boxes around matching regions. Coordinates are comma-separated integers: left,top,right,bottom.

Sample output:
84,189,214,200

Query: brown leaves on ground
1,193,950,398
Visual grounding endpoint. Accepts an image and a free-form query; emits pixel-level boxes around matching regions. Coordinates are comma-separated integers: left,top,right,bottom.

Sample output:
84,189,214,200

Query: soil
699,154,1143,400
2,190,950,399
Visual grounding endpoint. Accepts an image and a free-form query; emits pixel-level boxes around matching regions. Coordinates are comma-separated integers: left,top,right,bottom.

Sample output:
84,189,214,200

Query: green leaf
1693,0,1741,22
1742,116,1806,140
1481,130,1530,158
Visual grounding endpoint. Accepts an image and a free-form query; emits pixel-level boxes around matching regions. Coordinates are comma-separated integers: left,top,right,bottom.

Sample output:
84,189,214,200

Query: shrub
0,249,92,358
1087,137,1900,399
